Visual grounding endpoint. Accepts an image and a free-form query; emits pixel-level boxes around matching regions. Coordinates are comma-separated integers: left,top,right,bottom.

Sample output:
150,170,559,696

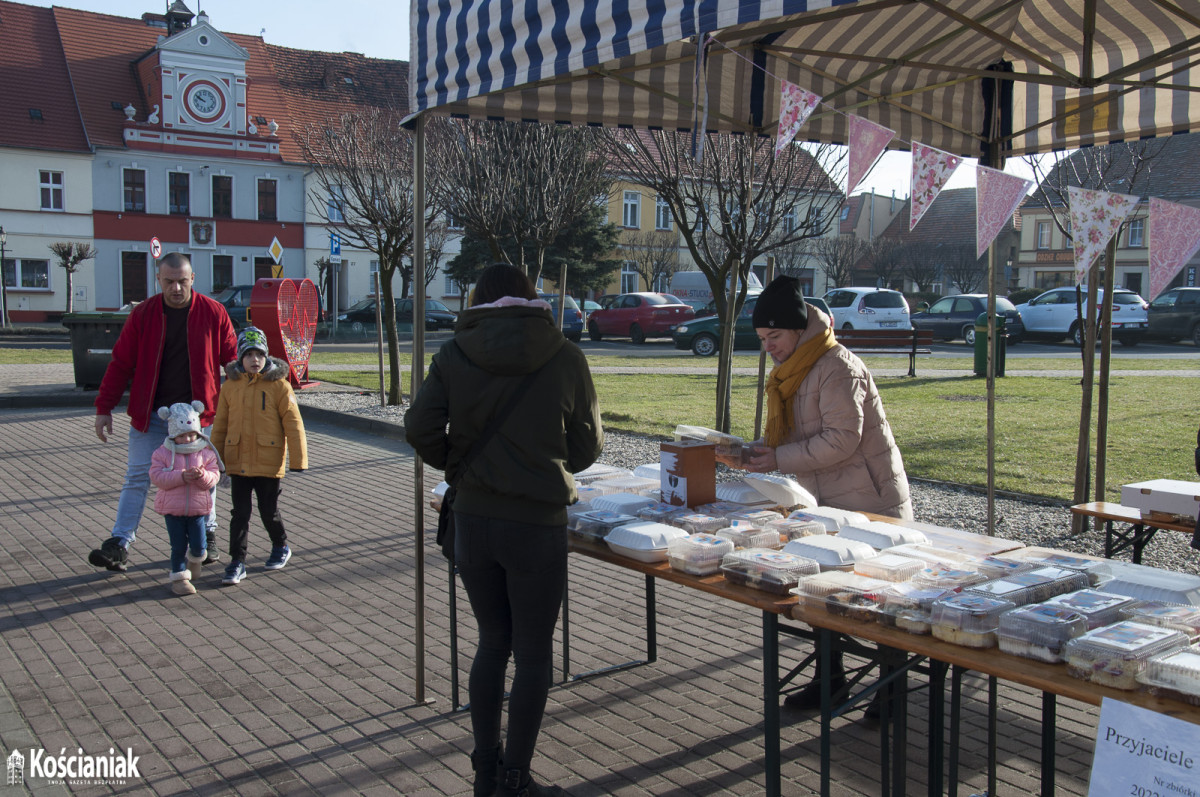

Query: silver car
1015,287,1148,346
822,287,911,331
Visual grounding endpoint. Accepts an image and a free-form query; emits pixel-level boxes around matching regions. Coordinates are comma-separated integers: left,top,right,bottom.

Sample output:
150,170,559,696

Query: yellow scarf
764,327,838,448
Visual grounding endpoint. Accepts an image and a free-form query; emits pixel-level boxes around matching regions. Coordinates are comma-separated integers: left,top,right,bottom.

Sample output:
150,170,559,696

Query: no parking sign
150,237,162,260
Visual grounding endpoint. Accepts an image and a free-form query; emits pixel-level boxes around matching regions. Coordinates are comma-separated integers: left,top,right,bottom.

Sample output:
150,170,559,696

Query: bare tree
427,119,613,287
419,220,450,292
810,235,866,290
768,235,812,281
296,108,439,405
940,243,987,293
897,241,942,292
603,128,844,430
865,236,903,290
620,229,682,292
48,242,96,314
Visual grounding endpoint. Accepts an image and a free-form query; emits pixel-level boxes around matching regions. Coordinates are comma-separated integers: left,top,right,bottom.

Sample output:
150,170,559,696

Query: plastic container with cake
782,535,876,572
854,553,925,583
792,571,889,621
716,521,783,550
996,548,1113,587
929,593,1017,648
720,548,820,595
996,604,1090,662
965,566,1090,607
785,507,870,533
1042,589,1137,629
667,533,736,575
910,564,988,591
1063,621,1190,690
1136,644,1200,705
766,517,826,542
875,582,958,635
837,521,930,551
697,500,776,518
635,501,688,524
727,509,785,528
975,555,1040,581
604,520,689,563
590,491,660,515
672,424,746,462
669,512,728,535
1118,601,1200,640
569,510,638,544
575,484,606,506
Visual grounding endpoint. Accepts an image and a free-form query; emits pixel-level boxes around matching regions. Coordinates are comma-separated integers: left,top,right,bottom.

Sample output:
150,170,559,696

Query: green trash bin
972,312,1006,377
62,312,128,389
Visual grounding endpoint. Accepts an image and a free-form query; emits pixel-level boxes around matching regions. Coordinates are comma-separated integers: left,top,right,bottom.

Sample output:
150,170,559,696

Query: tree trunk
1071,274,1099,533
380,268,403,405
1095,239,1118,502
65,270,74,314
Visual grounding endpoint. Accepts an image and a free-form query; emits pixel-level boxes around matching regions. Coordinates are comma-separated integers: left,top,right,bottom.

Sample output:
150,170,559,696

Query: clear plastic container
590,475,662,498
766,517,826,541
697,500,775,518
604,521,689,563
966,567,1089,607
669,512,728,535
635,502,688,524
720,549,821,594
999,549,1112,587
1137,644,1200,705
569,510,638,544
975,555,1039,581
782,535,876,572
997,604,1090,662
591,491,660,515
910,564,987,591
855,553,924,583
1043,589,1137,630
889,543,977,567
1094,561,1200,605
1119,601,1200,640
838,521,930,550
716,521,783,550
786,507,869,532
667,533,736,576
929,594,1017,648
1063,621,1190,690
633,462,661,480
727,509,784,527
573,463,633,484
575,484,606,505
876,583,957,635
794,571,890,621
673,424,745,461
566,500,594,520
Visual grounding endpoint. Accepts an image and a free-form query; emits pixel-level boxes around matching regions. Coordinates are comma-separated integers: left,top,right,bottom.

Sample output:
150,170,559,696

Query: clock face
185,82,224,121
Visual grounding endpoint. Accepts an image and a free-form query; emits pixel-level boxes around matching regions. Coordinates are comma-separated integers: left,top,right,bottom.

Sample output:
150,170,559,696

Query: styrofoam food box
838,521,929,550
604,521,689,563
786,507,869,532
782,535,875,572
590,491,659,515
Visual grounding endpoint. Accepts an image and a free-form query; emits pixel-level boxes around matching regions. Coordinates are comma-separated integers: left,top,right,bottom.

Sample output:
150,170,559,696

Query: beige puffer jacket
771,309,913,519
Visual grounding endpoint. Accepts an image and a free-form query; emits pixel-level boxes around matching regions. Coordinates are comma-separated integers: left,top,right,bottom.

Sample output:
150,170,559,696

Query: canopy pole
412,114,432,706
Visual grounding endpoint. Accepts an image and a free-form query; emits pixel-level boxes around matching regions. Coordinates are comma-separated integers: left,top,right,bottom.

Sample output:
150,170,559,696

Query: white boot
170,569,196,596
187,552,206,584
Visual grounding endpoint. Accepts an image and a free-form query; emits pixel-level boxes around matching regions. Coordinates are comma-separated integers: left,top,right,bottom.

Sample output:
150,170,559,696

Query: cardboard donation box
1121,479,1200,520
660,440,716,508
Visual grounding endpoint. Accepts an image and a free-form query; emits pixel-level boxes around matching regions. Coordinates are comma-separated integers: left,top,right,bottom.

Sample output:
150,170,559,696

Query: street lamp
0,226,9,329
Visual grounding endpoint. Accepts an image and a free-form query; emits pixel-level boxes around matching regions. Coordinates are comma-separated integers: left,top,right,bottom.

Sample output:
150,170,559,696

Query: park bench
836,327,934,377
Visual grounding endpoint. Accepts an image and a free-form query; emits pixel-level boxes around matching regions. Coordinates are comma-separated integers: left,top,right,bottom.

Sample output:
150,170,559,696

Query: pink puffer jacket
149,445,221,517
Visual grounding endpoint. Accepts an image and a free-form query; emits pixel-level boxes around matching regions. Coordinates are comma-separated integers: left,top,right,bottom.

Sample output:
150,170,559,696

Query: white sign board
1089,697,1200,796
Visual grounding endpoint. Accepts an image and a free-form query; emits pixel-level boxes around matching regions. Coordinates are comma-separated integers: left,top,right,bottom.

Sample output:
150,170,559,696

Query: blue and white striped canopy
410,0,1200,156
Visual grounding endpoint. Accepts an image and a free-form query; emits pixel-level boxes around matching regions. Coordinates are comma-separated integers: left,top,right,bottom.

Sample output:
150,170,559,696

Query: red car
586,292,695,344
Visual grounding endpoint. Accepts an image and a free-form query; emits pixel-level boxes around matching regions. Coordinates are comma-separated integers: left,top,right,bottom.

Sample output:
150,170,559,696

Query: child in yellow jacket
211,327,308,585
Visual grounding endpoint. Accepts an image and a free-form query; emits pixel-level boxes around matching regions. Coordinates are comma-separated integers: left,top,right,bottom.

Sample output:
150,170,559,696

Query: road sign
150,237,162,259
268,237,284,264
330,232,342,265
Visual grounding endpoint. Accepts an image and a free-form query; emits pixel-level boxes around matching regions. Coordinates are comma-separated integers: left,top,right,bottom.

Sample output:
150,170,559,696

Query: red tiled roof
0,1,90,152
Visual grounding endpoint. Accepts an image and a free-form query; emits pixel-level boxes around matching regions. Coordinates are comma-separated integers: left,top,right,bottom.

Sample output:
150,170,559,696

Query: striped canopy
409,0,1200,157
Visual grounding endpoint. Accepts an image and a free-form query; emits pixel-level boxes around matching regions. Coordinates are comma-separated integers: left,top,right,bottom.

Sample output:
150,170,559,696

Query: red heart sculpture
250,278,319,387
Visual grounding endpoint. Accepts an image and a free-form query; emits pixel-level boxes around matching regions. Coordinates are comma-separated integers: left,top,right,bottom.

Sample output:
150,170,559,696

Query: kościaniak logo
6,746,140,788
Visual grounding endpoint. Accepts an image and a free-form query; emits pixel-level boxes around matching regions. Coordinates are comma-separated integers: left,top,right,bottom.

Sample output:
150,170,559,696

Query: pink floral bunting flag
975,166,1033,258
848,116,895,195
909,142,962,230
1068,186,1140,285
775,80,821,156
1148,197,1200,300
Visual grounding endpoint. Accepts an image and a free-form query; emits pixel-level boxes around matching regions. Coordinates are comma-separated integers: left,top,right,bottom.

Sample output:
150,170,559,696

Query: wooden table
1071,501,1197,563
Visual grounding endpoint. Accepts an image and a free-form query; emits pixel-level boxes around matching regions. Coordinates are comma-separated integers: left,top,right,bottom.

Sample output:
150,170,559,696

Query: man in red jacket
88,253,237,572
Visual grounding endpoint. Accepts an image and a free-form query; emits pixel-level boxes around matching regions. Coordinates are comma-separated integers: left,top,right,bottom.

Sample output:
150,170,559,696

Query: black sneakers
88,537,128,572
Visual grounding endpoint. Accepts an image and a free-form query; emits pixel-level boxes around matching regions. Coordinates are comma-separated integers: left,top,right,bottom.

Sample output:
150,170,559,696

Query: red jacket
94,293,237,432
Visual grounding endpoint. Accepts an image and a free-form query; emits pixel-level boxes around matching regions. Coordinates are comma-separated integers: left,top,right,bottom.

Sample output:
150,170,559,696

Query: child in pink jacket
149,401,223,596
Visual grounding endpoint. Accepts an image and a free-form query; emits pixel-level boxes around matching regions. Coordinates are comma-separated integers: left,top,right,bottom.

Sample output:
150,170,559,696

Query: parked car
539,293,583,342
692,288,763,319
672,295,828,356
587,292,694,344
212,284,255,330
1148,287,1200,346
822,287,911,331
910,294,1025,345
337,297,458,332
1014,287,1148,346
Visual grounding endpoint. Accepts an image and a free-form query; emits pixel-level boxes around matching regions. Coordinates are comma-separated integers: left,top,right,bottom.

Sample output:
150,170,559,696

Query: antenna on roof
260,27,266,38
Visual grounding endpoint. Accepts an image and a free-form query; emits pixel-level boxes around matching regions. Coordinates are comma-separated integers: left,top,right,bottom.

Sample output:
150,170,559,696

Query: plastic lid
786,506,869,532
794,570,891,600
570,510,638,543
715,522,783,550
929,593,1017,632
727,509,785,527
604,520,688,551
838,521,930,550
765,518,827,541
911,564,987,590
997,604,1089,645
673,424,743,446
1000,549,1113,586
667,533,736,562
721,549,821,593
782,535,876,570
1095,561,1200,606
635,502,688,523
1044,589,1137,629
1137,645,1200,695
855,553,924,582
669,512,728,534
878,582,957,611
590,491,659,515
633,463,661,480
573,463,633,484
696,500,776,518
1119,601,1200,637
966,567,1089,606
1064,621,1189,660
888,543,976,566
589,475,661,497
975,555,1039,580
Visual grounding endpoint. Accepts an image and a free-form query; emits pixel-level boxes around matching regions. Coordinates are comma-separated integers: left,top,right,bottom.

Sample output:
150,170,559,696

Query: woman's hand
743,446,778,473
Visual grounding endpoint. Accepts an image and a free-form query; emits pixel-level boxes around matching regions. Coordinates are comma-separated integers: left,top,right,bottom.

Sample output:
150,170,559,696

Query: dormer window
28,109,43,121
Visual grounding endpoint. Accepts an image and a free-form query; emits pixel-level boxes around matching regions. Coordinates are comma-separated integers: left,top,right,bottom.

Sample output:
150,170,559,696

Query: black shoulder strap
450,356,544,488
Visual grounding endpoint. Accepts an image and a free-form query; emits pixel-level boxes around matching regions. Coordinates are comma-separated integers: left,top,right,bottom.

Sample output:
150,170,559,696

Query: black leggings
227,475,287,562
454,511,567,771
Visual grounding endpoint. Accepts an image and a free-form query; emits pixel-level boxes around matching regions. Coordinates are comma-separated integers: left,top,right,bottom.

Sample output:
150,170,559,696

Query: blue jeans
112,415,217,546
164,515,207,572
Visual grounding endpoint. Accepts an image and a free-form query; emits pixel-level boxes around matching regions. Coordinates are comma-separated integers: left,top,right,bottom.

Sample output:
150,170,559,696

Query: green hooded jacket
404,298,603,526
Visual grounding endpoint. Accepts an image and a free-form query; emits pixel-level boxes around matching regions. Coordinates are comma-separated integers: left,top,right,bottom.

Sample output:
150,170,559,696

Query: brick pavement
0,394,1106,795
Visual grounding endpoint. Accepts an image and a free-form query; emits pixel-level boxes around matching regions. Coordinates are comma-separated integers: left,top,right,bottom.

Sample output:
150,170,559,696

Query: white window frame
1127,218,1145,248
2,257,51,290
167,170,191,216
444,274,460,296
39,170,64,211
655,196,672,231
1036,221,1051,249
622,191,641,228
782,206,798,233
447,204,464,231
621,260,639,293
123,167,147,213
327,185,346,223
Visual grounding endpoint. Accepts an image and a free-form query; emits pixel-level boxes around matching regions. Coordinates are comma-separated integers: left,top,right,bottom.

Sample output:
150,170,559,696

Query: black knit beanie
751,275,808,330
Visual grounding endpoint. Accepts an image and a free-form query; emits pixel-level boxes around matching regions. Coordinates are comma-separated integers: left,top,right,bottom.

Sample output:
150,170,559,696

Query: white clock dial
188,86,220,117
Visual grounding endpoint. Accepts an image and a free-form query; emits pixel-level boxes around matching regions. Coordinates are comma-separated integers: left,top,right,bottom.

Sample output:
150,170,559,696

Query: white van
670,271,763,308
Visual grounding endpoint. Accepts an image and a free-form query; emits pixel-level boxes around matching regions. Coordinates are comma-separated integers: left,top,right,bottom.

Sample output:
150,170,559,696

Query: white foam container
590,491,659,515
838,521,929,550
782,535,875,572
786,506,869,532
604,521,689,563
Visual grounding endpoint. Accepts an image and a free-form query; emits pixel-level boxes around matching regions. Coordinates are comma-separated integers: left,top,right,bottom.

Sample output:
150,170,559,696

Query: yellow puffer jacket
212,357,308,478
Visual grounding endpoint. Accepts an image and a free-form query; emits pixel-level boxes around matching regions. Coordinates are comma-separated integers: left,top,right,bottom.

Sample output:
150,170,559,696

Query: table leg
988,676,998,797
763,611,780,797
820,627,833,797
949,665,963,797
928,660,948,797
1041,692,1057,797
449,558,463,711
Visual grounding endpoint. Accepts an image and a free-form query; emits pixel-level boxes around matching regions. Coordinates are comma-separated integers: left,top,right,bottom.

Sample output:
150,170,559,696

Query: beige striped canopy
409,0,1200,156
